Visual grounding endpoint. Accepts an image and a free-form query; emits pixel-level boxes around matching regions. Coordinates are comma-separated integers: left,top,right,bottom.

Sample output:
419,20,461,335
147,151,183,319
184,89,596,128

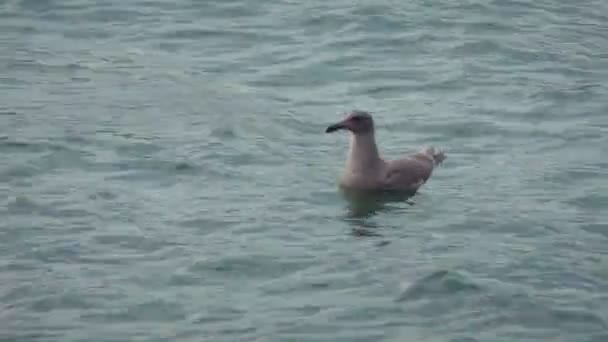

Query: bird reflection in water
340,187,416,237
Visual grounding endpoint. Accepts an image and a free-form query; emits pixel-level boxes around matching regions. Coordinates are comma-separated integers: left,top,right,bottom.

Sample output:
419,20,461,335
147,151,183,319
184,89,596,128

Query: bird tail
420,146,446,166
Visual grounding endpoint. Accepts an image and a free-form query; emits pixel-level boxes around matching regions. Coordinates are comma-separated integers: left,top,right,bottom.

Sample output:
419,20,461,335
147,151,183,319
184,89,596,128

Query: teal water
2,0,608,341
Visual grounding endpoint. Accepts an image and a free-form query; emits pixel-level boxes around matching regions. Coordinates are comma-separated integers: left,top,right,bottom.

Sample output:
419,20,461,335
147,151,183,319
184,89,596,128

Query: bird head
325,110,375,135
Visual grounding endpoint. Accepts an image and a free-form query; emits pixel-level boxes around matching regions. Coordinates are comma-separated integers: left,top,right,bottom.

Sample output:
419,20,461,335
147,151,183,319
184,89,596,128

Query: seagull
325,110,446,193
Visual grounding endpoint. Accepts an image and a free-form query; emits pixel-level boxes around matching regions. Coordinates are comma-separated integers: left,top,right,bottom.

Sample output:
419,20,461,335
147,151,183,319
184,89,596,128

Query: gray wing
380,155,435,191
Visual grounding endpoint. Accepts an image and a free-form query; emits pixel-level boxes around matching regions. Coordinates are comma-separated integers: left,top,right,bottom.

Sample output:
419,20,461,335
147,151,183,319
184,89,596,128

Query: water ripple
2,0,608,341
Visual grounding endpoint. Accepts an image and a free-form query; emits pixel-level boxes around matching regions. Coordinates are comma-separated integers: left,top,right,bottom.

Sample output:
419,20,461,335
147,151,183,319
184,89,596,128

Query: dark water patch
566,193,608,211
331,302,404,325
350,6,410,34
580,223,608,239
449,337,479,342
6,56,37,70
63,28,113,40
206,325,258,340
259,267,375,297
188,255,312,281
210,126,237,139
318,34,372,51
6,195,52,216
161,28,227,40
483,281,606,332
543,169,604,193
503,302,608,335
276,321,388,342
463,19,515,34
81,298,186,323
350,227,383,238
0,141,32,149
159,27,282,43
375,240,391,247
176,217,236,236
0,140,55,152
0,140,85,165
188,1,265,18
0,8,18,19
6,198,99,237
91,234,167,253
23,240,86,265
340,187,416,220
158,41,184,52
82,7,142,23
54,207,97,220
100,158,202,183
0,331,66,342
174,161,194,171
18,0,88,13
549,307,607,329
411,119,508,140
247,66,341,88
278,303,325,317
7,58,91,74
356,83,417,97
168,271,202,287
529,85,603,105
0,259,39,272
451,40,502,57
70,76,90,83
88,190,118,201
12,104,46,111
398,275,608,339
29,292,96,312
74,255,133,266
189,306,247,324
299,11,351,34
112,140,163,157
97,129,156,142
203,149,265,169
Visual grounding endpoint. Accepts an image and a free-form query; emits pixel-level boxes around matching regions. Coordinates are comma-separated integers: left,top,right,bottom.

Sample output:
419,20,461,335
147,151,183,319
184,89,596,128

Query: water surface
2,0,608,341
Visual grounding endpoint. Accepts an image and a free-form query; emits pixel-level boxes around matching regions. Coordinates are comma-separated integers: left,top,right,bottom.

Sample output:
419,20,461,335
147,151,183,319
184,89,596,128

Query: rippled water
2,0,608,341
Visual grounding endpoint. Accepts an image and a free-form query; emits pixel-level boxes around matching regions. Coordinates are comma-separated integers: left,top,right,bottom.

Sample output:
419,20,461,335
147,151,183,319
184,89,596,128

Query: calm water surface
1,0,608,341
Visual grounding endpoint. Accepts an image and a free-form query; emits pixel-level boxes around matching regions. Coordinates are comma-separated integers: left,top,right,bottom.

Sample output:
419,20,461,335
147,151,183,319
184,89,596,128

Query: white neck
345,132,381,174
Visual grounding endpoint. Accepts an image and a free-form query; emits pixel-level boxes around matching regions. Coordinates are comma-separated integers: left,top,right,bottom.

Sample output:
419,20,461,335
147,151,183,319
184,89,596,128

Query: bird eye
351,116,362,122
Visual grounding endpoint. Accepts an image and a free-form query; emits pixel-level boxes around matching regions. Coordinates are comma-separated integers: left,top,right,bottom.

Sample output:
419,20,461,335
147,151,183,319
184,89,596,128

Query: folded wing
380,153,437,191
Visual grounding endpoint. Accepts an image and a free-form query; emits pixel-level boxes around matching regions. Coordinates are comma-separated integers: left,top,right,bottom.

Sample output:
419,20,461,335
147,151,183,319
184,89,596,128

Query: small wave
398,270,481,301
187,255,312,281
0,139,70,153
81,298,186,323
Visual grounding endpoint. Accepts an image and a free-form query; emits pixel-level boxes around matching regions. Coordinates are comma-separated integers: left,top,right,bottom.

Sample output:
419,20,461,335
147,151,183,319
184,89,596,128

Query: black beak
325,123,345,133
